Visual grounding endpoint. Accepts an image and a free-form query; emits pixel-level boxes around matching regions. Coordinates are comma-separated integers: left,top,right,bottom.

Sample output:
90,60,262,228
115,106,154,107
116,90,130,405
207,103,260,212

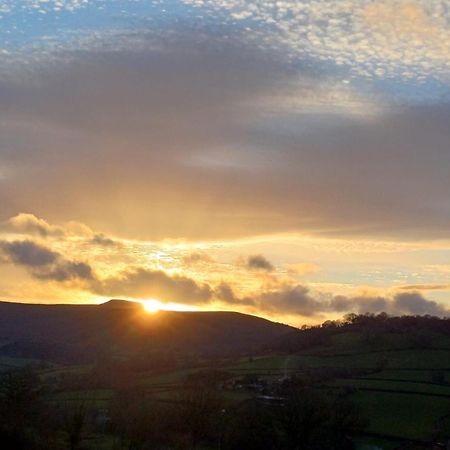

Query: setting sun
142,299,162,313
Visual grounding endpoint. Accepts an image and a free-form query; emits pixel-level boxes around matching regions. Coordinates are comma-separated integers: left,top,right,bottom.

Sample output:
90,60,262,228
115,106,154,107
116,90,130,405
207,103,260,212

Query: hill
273,312,450,353
0,300,294,363
1,309,449,448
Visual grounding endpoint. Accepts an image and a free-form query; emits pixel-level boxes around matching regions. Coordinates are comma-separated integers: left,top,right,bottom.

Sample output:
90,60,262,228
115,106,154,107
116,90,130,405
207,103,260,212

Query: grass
138,367,201,385
38,364,91,379
291,349,450,370
351,390,450,440
49,388,114,407
331,378,450,396
6,330,447,449
365,369,450,382
352,436,402,450
226,355,290,371
0,356,39,370
220,341,450,446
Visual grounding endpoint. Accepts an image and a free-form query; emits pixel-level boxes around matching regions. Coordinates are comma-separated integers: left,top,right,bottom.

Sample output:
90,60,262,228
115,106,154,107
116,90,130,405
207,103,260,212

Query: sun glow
143,299,162,313
142,299,197,313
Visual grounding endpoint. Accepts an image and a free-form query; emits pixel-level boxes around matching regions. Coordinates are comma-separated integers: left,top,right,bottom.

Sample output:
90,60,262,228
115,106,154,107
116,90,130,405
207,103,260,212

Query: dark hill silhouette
0,300,294,363
273,312,450,353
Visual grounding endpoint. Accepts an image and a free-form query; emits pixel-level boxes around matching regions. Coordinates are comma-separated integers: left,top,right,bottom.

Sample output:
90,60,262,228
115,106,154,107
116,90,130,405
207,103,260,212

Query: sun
142,299,198,313
143,299,162,313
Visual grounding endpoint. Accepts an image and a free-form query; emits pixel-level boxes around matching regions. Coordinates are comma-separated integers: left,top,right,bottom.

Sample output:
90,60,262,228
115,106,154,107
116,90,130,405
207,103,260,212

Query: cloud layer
184,0,450,82
0,34,449,241
0,240,94,282
1,235,447,319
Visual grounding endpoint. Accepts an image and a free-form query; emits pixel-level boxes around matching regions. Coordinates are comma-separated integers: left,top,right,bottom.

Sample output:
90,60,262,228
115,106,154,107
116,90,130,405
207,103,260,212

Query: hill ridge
0,300,294,363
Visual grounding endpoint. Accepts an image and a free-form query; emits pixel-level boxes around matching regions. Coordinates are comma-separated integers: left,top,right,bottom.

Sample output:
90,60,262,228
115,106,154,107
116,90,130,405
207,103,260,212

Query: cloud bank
0,240,94,282
0,34,449,242
0,235,447,319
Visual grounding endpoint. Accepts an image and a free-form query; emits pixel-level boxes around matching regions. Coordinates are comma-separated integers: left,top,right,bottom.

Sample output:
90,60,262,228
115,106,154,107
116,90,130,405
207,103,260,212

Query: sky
0,0,449,326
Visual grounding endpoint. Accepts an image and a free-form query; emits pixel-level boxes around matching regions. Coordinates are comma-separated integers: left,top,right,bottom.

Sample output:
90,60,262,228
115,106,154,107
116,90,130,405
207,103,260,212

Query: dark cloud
328,295,357,313
256,285,321,316
328,291,448,317
88,267,449,317
214,282,255,306
93,267,213,305
182,252,215,266
246,254,274,272
0,240,59,267
216,284,449,318
0,237,446,317
393,292,448,316
0,239,94,282
33,261,94,283
90,234,116,247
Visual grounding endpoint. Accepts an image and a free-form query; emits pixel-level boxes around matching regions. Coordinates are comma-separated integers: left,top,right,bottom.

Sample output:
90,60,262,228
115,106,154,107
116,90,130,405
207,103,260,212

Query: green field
0,356,40,371
219,335,450,445
331,378,450,396
365,369,450,383
352,391,449,440
4,330,448,449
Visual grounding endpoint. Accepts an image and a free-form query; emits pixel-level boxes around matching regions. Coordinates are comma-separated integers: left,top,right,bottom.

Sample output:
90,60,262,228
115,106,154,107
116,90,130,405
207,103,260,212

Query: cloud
0,31,388,242
89,234,116,247
393,292,448,316
255,285,322,317
0,239,94,282
0,213,95,239
93,268,213,305
2,0,449,86
182,252,215,266
286,263,321,277
329,291,449,317
183,0,450,82
1,213,65,238
1,49,449,242
0,237,446,318
0,24,449,245
34,261,94,283
216,284,449,318
246,254,274,272
398,284,450,291
214,282,255,306
0,240,59,267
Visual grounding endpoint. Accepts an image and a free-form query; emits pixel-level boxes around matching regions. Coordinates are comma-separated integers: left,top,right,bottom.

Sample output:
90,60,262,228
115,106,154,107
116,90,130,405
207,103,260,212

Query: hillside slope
0,300,294,362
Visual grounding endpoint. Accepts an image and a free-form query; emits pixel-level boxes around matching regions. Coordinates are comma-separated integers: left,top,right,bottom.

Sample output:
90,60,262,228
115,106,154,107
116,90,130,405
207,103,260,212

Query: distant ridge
0,300,294,363
100,299,142,309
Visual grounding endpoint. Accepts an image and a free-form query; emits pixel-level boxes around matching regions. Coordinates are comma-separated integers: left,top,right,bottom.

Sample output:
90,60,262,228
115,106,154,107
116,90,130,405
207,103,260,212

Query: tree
0,368,56,450
277,387,366,450
59,402,88,450
110,388,173,450
328,396,366,449
174,388,224,449
278,387,330,450
223,401,279,450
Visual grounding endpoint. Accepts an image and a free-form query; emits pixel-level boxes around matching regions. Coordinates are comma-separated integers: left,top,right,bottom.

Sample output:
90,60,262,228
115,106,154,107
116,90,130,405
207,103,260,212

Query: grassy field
331,378,450,396
219,334,450,445
222,349,450,373
49,388,114,408
0,356,40,371
351,390,449,440
365,369,450,383
8,330,446,449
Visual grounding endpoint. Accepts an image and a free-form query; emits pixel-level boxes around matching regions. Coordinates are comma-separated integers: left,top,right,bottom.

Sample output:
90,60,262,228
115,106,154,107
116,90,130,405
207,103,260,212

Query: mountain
0,300,294,363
